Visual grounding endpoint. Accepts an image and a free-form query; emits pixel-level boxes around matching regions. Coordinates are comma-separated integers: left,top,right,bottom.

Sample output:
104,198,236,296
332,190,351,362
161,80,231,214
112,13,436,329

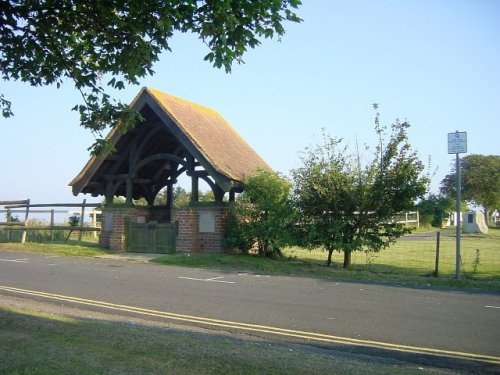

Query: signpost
448,131,467,280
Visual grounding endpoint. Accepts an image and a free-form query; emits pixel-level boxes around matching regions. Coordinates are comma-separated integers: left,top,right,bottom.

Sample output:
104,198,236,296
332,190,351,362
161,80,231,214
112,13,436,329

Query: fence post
92,210,98,238
6,208,11,242
434,231,440,277
78,199,86,242
50,209,55,242
21,199,30,244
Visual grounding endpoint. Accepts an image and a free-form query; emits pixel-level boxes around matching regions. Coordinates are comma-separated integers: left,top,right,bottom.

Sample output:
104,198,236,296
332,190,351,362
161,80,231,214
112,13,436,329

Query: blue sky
1,0,499,206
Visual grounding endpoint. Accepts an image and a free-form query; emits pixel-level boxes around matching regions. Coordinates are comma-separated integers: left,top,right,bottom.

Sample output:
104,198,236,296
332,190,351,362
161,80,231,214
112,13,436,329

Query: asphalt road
1,251,499,368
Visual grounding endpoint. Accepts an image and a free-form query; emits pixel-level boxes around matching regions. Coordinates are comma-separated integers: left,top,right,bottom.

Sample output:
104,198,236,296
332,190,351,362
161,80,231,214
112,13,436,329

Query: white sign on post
448,131,467,154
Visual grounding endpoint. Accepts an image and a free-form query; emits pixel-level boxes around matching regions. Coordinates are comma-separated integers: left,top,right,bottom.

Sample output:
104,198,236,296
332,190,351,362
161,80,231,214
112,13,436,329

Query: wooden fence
392,211,419,227
0,199,101,243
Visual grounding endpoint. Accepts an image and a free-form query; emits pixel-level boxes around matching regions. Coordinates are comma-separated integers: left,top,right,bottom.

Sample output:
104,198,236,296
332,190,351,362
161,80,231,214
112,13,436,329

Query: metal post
455,153,461,280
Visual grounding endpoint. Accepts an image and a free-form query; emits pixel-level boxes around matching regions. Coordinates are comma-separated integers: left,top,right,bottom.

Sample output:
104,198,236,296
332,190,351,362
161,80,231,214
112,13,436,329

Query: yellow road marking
1,285,499,365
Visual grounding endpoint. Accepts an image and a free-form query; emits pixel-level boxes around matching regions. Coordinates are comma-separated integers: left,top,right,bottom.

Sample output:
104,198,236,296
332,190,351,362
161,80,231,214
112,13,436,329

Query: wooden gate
126,221,176,253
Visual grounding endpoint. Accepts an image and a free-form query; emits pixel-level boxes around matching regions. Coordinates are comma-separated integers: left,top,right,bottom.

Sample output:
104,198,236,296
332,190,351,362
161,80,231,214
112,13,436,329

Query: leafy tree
173,186,191,208
440,154,500,223
155,186,216,207
416,193,453,227
292,108,428,268
67,213,81,227
225,169,294,257
1,0,302,154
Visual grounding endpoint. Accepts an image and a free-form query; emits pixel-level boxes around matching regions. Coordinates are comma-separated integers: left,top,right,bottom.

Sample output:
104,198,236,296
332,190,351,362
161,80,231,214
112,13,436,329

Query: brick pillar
99,205,151,252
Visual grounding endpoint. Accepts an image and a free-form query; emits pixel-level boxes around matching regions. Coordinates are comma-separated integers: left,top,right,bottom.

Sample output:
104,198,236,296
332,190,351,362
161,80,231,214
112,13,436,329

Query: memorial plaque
199,211,215,233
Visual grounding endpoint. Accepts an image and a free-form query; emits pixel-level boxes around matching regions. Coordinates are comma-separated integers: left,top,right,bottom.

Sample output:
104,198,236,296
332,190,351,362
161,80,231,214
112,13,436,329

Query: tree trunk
326,249,334,267
343,250,352,269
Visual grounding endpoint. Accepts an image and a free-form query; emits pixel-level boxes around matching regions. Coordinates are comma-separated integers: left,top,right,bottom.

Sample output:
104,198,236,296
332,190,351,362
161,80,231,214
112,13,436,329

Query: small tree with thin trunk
292,107,428,268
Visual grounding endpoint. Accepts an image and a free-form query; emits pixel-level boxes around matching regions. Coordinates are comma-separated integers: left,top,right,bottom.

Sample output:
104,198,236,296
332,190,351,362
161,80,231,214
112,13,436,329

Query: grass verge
153,252,500,291
0,241,109,257
0,305,453,375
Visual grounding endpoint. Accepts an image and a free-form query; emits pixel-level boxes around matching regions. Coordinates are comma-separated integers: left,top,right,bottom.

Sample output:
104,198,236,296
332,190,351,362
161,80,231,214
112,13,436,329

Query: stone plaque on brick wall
199,211,215,233
104,212,113,231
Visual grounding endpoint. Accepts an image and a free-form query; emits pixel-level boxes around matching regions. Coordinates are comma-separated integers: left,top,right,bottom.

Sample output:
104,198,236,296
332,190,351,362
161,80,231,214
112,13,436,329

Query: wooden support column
191,175,199,202
213,184,225,202
105,181,114,205
127,143,138,205
229,190,236,203
166,181,175,210
125,178,133,205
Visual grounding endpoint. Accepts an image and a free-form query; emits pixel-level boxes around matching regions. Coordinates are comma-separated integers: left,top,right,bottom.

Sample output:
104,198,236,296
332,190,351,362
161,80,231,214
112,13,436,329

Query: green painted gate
126,221,176,253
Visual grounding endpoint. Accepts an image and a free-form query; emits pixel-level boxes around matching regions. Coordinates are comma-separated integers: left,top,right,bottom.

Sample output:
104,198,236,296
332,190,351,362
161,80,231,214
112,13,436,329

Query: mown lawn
154,229,500,291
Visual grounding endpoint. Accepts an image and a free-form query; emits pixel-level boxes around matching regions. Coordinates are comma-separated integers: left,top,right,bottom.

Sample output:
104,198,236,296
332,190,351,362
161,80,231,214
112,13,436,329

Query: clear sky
1,0,499,206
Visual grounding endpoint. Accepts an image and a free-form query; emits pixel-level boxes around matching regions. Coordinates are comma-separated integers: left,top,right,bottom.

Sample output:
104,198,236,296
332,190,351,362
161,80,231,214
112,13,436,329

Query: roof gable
70,87,270,199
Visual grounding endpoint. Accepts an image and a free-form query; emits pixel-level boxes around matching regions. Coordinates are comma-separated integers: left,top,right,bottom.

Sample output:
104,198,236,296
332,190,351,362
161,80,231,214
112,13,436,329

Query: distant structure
463,210,488,234
70,87,269,253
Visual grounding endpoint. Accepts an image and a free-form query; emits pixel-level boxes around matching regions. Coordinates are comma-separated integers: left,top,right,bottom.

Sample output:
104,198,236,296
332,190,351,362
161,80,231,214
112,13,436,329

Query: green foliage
417,194,453,227
225,169,294,257
175,187,214,207
1,0,302,154
292,107,429,268
173,186,190,208
440,154,500,220
68,214,81,227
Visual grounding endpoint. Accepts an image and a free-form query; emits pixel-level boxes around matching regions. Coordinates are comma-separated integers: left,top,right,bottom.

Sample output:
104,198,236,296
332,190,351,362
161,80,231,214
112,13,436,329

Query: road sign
448,131,467,154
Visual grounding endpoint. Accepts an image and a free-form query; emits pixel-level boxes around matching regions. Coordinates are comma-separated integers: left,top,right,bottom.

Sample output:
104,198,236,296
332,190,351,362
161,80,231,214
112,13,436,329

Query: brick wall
99,204,230,253
100,205,152,251
172,205,230,253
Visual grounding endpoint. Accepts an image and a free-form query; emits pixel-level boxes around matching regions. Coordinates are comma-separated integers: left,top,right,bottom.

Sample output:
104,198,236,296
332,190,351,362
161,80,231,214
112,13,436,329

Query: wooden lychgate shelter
70,87,269,252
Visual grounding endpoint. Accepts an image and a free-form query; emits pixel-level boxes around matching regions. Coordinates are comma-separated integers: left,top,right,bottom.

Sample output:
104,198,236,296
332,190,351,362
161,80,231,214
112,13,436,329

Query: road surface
0,251,499,370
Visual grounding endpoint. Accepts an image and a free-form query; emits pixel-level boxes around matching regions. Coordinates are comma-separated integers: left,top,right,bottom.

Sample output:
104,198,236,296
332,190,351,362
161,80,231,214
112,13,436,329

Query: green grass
154,229,500,291
0,241,109,257
0,306,454,375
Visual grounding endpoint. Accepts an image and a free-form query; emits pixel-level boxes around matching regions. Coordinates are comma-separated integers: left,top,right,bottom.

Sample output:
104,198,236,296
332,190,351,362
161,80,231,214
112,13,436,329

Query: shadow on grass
1,307,499,375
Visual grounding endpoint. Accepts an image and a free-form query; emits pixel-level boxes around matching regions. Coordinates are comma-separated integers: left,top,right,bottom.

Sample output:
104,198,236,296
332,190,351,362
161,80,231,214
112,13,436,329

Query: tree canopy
1,0,302,154
292,109,428,268
416,193,454,227
440,154,500,221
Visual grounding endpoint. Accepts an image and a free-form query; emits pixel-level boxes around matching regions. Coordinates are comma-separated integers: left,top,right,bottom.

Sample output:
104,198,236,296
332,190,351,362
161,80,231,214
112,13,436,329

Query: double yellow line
1,285,499,365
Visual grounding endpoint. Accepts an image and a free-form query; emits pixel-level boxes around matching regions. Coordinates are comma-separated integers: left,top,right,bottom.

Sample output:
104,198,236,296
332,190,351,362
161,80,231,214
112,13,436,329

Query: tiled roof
69,87,270,196
146,87,270,182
